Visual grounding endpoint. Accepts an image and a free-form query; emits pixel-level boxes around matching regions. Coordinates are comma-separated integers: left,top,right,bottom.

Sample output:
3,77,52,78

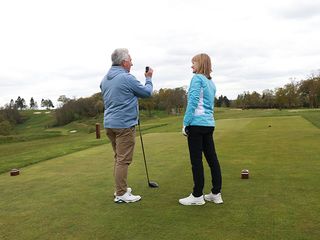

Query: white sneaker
204,192,223,204
179,194,205,206
114,187,132,197
114,190,141,203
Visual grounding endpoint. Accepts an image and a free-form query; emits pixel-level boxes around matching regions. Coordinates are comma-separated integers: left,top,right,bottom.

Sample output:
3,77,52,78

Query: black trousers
187,126,222,197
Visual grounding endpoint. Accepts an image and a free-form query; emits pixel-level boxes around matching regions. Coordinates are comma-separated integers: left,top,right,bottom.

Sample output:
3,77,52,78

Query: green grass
1,108,319,174
0,110,106,173
0,134,105,174
0,109,320,239
0,109,183,173
1,108,320,174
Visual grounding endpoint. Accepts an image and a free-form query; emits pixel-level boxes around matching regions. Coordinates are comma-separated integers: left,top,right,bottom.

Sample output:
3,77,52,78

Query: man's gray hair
111,48,130,66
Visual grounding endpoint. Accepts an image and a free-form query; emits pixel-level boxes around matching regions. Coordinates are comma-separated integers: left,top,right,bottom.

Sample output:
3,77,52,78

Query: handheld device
145,66,149,73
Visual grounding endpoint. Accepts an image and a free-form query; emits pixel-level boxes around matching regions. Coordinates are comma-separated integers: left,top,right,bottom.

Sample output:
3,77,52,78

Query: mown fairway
0,109,320,239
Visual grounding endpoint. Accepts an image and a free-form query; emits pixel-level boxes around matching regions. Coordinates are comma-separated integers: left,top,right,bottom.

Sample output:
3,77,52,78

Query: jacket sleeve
183,75,202,126
126,74,153,98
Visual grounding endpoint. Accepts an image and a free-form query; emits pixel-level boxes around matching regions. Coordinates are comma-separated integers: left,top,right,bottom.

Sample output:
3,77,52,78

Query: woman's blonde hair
192,53,212,79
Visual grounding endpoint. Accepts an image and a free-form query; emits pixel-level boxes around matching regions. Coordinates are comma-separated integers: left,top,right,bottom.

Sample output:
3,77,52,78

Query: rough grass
1,114,320,239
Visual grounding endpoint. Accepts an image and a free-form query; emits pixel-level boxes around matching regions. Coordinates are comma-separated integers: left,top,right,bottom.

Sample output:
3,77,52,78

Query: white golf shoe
179,194,205,206
204,192,223,204
114,189,141,203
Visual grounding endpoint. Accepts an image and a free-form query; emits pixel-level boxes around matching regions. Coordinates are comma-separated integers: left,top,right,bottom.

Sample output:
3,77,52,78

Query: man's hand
145,67,153,78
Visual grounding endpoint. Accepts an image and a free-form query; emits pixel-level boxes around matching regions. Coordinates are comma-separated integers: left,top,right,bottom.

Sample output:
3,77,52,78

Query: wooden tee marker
241,169,249,179
10,169,20,176
95,123,101,139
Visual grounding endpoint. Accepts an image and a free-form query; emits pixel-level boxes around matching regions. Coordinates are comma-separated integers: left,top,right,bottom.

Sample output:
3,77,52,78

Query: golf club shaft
138,121,151,184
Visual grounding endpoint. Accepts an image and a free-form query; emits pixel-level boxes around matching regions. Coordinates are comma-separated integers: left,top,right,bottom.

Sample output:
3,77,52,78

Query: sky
1,0,320,107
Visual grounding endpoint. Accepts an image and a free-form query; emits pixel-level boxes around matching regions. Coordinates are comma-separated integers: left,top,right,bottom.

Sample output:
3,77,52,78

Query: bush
0,120,12,135
54,93,104,126
0,107,22,125
0,107,23,135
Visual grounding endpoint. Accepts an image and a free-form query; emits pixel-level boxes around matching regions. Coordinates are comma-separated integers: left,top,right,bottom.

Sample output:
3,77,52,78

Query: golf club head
148,181,159,188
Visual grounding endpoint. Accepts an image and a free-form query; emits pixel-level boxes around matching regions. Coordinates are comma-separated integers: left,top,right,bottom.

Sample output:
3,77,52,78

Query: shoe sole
179,201,205,206
114,197,141,204
204,198,223,204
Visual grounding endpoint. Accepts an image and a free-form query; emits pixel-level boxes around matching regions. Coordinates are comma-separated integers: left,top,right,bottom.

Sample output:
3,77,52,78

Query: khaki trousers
106,127,136,196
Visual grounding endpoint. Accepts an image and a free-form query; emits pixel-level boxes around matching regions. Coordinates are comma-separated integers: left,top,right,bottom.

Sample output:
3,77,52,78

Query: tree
139,97,155,117
298,74,320,108
94,100,104,114
237,91,252,109
156,87,187,114
57,95,71,107
216,95,223,107
216,95,230,107
90,93,104,114
9,99,15,109
284,80,300,108
261,89,275,108
41,99,54,110
249,91,262,108
15,96,27,110
29,97,38,109
222,96,230,107
172,87,187,114
275,88,287,109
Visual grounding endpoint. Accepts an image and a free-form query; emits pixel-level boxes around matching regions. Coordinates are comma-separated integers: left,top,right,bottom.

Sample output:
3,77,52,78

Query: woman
179,53,223,206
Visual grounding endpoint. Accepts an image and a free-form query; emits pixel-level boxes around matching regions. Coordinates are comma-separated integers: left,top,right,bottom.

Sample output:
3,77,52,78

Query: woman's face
191,61,198,74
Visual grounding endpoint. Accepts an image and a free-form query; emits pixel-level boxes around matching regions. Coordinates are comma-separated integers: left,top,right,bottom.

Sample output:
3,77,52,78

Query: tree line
0,87,232,130
5,97,55,110
54,89,188,125
37,72,320,126
53,87,231,126
1,72,319,133
0,97,55,135
233,73,320,109
54,93,104,125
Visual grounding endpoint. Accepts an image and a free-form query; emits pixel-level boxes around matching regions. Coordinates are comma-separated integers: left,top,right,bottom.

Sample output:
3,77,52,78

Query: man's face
122,55,133,72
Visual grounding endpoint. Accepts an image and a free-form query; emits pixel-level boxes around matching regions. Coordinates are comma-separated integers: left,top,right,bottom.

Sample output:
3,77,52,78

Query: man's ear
120,60,126,67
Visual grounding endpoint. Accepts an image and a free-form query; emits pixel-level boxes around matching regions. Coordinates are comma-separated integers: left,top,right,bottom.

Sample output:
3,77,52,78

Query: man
100,48,153,203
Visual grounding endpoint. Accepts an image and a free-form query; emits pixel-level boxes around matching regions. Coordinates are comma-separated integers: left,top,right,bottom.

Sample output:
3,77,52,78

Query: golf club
138,120,159,188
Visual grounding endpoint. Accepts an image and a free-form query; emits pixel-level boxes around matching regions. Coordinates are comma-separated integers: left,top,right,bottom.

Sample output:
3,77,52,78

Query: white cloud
0,0,320,106
270,1,320,19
